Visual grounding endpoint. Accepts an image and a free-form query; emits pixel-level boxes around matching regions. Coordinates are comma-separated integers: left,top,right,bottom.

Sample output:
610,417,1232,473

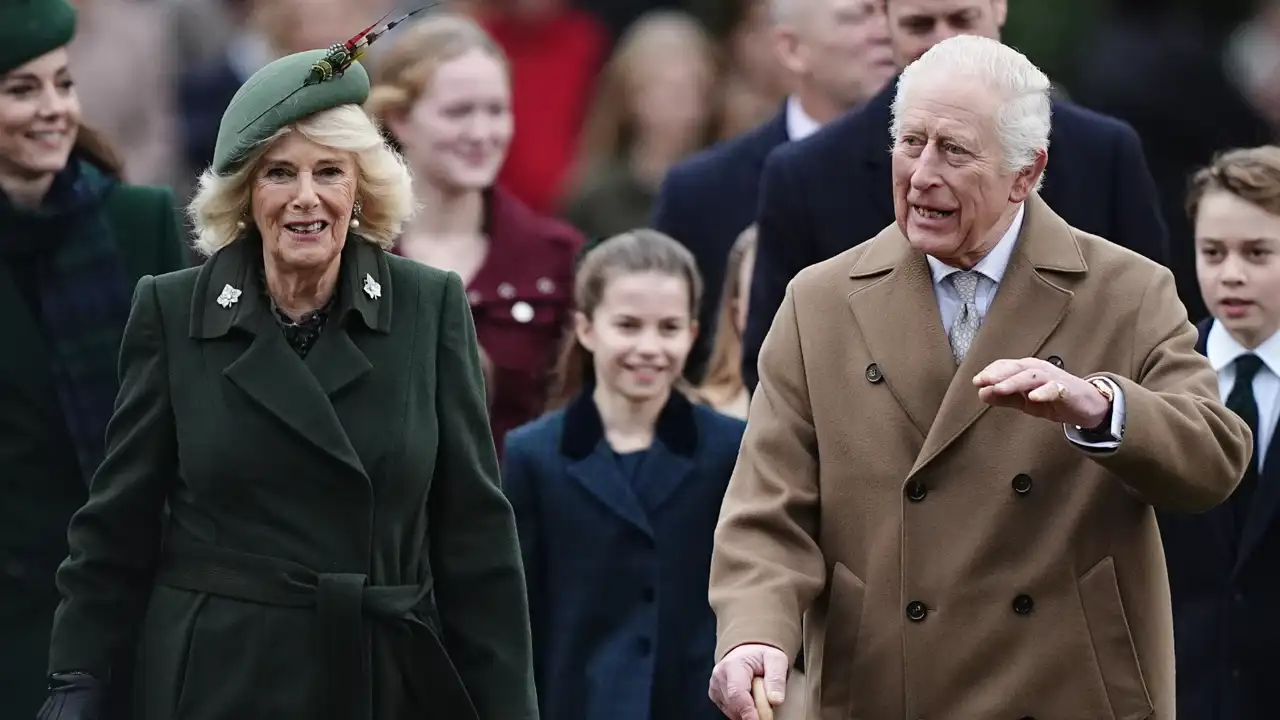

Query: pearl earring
350,200,362,230
236,220,247,232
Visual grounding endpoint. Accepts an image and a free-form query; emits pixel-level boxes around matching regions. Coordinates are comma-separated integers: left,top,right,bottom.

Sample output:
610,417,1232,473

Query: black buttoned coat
46,235,537,720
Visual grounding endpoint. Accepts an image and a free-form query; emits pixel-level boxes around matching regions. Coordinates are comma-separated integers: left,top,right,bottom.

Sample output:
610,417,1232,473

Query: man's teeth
286,221,326,233
914,206,954,219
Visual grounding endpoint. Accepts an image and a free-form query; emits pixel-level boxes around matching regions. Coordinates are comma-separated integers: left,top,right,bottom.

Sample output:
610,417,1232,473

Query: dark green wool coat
0,183,185,718
46,235,538,720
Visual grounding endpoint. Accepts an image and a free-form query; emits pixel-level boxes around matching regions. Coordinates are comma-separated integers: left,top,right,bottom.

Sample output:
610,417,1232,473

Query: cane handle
751,676,774,720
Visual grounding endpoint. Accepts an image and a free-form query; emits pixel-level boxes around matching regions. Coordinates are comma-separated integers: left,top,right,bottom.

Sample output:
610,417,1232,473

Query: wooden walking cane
751,677,775,720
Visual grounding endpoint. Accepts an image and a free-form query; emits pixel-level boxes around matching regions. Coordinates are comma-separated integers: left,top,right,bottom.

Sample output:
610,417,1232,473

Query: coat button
1012,474,1033,495
511,301,534,323
1012,594,1035,615
906,601,928,621
637,637,652,655
642,587,654,602
3,560,25,579
1047,355,1063,368
905,481,927,502
866,363,883,383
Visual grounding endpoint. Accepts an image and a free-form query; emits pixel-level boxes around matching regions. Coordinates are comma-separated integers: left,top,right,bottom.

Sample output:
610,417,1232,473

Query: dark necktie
1226,354,1264,526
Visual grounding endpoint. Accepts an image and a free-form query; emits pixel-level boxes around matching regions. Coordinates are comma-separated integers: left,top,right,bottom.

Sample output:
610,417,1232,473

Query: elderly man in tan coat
707,34,1254,720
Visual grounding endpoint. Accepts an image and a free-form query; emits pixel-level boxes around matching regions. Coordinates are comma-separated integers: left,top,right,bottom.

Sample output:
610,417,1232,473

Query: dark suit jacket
652,108,789,382
743,78,1170,389
502,390,746,720
1158,318,1280,720
0,181,185,719
46,237,536,720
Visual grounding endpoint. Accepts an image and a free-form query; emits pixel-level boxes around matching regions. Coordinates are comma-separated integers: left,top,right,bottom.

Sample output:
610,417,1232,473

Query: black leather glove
36,672,103,720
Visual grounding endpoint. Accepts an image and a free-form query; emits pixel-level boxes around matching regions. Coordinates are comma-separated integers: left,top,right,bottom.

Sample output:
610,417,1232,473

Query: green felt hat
212,48,371,175
0,0,77,75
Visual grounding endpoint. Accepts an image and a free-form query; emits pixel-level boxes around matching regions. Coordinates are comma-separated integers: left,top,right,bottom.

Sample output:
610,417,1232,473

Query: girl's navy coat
502,390,746,720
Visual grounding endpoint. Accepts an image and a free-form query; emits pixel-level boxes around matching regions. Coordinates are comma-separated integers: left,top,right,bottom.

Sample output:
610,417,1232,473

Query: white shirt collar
785,95,822,142
926,202,1026,286
1207,321,1280,376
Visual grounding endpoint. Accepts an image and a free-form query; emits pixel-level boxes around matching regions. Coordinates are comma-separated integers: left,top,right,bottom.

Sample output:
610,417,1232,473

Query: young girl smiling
501,229,746,720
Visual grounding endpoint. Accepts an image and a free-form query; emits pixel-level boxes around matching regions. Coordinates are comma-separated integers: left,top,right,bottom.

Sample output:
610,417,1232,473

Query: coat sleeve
709,281,827,664
48,275,175,677
743,148,811,393
499,433,546,700
1109,122,1170,267
429,271,538,720
1087,267,1252,512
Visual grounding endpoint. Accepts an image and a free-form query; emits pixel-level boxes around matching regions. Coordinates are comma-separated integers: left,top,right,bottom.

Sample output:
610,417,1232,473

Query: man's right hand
708,643,790,720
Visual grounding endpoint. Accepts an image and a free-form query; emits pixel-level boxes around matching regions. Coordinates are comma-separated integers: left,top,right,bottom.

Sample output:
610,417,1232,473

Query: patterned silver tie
948,271,982,363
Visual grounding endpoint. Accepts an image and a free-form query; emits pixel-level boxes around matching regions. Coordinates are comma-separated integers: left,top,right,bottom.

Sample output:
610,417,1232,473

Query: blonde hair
187,104,415,256
574,11,717,174
696,223,756,405
1187,145,1280,221
546,229,704,410
366,13,508,139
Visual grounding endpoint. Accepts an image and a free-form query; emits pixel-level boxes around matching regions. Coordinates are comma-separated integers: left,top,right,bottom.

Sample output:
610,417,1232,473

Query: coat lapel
559,391,702,535
1235,435,1280,573
631,393,699,513
911,195,1084,475
847,230,955,439
189,235,391,479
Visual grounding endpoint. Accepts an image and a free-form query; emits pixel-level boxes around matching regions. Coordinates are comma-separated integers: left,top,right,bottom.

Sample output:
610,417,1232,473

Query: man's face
886,0,1006,67
890,73,1043,268
781,0,896,108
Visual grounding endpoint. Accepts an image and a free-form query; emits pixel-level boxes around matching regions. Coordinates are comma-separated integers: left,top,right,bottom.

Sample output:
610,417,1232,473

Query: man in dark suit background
742,0,1170,389
652,0,896,381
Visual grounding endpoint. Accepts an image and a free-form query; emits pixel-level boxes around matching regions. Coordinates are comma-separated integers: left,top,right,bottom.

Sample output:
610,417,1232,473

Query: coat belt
154,539,478,720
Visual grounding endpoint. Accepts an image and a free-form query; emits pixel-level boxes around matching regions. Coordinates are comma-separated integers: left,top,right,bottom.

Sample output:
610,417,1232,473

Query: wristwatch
1082,377,1115,434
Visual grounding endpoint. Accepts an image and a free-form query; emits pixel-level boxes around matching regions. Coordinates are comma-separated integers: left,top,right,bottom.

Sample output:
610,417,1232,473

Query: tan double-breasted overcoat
709,194,1252,720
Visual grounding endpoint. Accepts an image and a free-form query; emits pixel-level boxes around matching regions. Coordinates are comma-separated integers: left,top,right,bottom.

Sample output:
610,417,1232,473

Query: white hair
890,35,1052,188
187,104,416,256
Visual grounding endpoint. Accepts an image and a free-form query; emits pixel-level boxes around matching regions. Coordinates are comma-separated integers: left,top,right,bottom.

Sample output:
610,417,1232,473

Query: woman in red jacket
368,13,584,454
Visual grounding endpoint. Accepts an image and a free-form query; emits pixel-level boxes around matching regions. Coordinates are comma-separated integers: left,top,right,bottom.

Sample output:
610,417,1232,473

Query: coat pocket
1077,556,1154,720
819,562,866,720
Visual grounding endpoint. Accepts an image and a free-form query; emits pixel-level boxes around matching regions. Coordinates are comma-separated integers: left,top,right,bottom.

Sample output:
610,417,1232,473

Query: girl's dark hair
73,123,125,178
546,228,704,410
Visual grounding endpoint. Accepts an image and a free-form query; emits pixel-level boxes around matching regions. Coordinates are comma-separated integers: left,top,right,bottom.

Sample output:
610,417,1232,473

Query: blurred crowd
65,0,1280,317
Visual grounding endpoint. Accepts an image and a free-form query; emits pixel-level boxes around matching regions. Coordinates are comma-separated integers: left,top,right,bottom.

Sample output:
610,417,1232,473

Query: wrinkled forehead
895,74,1001,137
259,131,353,168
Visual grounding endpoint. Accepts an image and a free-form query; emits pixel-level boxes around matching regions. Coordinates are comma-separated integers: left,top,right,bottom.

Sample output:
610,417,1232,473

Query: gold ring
1055,382,1068,401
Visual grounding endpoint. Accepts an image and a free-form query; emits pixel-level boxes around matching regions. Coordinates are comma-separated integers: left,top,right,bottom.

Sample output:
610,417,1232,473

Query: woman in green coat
0,0,186,716
37,17,537,720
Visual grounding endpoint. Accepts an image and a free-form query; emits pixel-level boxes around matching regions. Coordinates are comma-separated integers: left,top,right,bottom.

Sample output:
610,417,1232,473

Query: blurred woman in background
693,223,755,419
368,13,583,455
561,10,718,239
0,0,185,715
